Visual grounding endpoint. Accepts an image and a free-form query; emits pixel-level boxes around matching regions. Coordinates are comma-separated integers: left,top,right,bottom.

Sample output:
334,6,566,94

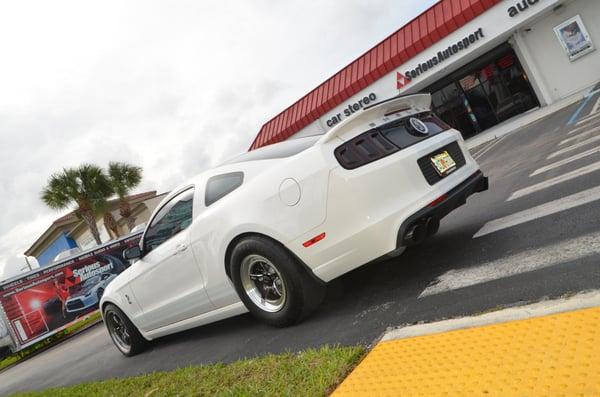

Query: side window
205,172,244,206
144,188,194,253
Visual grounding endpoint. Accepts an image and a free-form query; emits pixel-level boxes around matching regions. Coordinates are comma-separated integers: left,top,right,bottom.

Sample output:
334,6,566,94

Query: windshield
82,275,101,286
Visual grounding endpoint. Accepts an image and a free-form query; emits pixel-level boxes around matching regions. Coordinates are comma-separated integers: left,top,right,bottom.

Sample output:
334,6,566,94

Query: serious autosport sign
0,234,141,347
397,28,485,89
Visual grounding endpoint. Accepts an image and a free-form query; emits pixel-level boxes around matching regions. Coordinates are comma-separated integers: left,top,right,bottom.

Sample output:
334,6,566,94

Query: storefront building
250,0,600,149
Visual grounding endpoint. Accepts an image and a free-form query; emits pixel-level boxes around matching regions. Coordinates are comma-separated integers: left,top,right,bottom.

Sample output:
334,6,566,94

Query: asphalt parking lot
2,93,600,395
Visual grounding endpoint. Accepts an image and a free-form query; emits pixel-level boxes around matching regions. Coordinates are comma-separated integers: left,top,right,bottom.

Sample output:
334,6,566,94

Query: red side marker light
303,232,326,248
428,194,448,208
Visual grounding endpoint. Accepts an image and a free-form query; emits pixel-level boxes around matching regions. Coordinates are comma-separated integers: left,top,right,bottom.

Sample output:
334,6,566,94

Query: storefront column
510,31,554,107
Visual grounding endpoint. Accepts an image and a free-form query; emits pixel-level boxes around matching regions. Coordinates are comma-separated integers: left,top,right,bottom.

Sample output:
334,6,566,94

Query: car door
129,187,214,331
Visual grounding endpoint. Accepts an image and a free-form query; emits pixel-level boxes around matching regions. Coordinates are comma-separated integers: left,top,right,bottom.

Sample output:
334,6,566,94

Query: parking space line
567,93,595,126
508,161,600,201
575,111,600,126
419,230,600,297
474,185,600,238
568,118,600,135
592,95,600,116
548,134,600,159
559,125,600,146
531,145,600,176
473,135,506,161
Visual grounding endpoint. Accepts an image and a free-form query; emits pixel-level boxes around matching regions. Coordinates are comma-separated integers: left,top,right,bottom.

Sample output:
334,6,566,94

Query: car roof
220,134,320,166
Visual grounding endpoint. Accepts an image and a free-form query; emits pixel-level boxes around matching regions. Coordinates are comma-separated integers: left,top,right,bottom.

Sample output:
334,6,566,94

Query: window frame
141,186,195,255
204,172,244,207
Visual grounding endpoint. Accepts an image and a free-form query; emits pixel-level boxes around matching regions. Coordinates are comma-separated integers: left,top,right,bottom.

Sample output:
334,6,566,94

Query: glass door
426,44,540,138
431,82,479,137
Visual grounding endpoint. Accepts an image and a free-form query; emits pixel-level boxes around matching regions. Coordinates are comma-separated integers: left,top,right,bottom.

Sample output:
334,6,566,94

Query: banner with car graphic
0,233,141,349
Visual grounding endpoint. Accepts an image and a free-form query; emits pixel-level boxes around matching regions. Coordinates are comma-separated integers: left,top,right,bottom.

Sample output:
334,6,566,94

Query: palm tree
42,164,113,245
97,199,120,239
108,162,143,232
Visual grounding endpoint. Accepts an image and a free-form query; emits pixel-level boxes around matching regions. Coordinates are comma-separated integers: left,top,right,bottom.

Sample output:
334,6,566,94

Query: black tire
230,236,325,327
96,288,105,301
103,304,147,356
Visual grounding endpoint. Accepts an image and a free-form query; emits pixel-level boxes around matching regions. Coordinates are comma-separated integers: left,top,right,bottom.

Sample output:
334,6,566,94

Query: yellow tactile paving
332,307,600,397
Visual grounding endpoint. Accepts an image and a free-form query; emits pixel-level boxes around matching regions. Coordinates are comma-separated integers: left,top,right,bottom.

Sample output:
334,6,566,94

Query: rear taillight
334,130,399,169
334,112,449,169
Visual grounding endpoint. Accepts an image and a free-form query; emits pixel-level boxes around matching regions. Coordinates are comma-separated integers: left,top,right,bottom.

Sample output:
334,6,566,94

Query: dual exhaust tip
403,217,439,245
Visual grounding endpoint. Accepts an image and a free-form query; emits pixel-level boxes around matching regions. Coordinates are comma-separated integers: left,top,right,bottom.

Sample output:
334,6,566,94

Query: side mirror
123,246,142,261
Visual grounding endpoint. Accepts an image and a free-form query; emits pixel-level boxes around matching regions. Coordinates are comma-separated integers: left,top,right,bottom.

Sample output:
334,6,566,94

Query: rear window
205,172,244,206
380,112,449,149
221,135,320,165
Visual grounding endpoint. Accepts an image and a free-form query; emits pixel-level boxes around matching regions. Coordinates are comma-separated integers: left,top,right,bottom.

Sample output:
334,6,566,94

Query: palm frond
108,162,143,198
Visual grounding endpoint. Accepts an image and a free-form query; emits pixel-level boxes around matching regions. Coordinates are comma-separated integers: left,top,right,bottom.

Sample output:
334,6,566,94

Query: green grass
0,311,102,372
13,345,365,397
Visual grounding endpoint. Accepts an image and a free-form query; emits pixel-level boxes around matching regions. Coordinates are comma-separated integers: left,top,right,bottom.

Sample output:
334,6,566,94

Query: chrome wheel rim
106,311,131,353
240,254,286,313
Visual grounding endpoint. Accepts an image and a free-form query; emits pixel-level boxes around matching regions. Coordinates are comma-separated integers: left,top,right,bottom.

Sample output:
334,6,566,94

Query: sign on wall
397,28,485,90
554,15,595,62
0,234,140,348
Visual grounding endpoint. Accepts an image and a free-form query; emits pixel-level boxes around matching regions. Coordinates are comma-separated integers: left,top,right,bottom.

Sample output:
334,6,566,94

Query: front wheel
230,236,325,327
103,304,147,356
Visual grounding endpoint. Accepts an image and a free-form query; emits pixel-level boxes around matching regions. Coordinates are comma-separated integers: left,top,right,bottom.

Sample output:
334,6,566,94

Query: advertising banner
0,233,141,349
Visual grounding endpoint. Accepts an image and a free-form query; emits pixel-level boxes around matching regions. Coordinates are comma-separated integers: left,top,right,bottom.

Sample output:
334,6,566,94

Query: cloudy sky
0,0,435,280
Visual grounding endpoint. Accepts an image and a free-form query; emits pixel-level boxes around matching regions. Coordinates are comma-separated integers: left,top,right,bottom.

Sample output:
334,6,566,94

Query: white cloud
0,0,436,279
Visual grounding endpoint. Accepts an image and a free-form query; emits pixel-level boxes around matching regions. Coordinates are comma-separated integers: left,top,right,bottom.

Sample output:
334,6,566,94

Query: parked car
101,93,488,355
65,272,117,313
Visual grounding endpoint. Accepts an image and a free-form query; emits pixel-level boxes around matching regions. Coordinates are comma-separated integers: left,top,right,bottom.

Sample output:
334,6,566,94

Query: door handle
175,244,188,254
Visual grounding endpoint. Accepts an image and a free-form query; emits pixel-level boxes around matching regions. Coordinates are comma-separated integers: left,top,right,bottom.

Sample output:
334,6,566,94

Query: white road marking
548,134,600,159
568,119,600,135
559,125,600,146
473,135,507,161
531,144,600,176
419,230,600,298
474,185,600,238
576,110,600,126
508,160,600,201
592,95,600,116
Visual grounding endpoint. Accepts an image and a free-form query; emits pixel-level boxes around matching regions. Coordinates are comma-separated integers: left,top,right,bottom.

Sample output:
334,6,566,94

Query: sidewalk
332,292,600,396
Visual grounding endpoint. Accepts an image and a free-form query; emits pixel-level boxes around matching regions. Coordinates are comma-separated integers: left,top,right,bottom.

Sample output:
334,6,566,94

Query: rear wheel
230,236,325,327
103,304,147,356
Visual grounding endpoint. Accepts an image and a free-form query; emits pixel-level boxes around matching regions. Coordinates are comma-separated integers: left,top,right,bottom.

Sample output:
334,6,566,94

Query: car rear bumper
397,170,488,247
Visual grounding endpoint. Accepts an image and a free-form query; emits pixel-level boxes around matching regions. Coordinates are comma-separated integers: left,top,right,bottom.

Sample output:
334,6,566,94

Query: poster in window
553,15,595,62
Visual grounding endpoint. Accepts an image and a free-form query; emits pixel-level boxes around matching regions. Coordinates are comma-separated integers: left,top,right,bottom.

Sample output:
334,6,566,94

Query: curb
382,290,600,342
332,291,600,396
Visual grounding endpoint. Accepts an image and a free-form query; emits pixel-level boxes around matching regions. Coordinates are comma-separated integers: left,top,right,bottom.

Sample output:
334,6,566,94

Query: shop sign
398,28,484,88
326,93,377,127
507,0,541,18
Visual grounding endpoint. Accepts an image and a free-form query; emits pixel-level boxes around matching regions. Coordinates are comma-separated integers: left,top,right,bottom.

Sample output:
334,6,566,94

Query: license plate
430,151,456,176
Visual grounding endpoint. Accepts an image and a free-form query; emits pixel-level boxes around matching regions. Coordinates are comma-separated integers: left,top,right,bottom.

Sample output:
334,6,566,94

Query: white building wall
515,0,600,102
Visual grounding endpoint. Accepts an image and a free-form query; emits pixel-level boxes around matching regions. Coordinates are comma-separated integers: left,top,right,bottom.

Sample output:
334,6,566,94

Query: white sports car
101,93,488,355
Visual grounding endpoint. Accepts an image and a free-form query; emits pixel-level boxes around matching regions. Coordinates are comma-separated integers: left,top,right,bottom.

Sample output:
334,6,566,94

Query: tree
41,164,113,245
108,162,143,232
97,199,120,239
